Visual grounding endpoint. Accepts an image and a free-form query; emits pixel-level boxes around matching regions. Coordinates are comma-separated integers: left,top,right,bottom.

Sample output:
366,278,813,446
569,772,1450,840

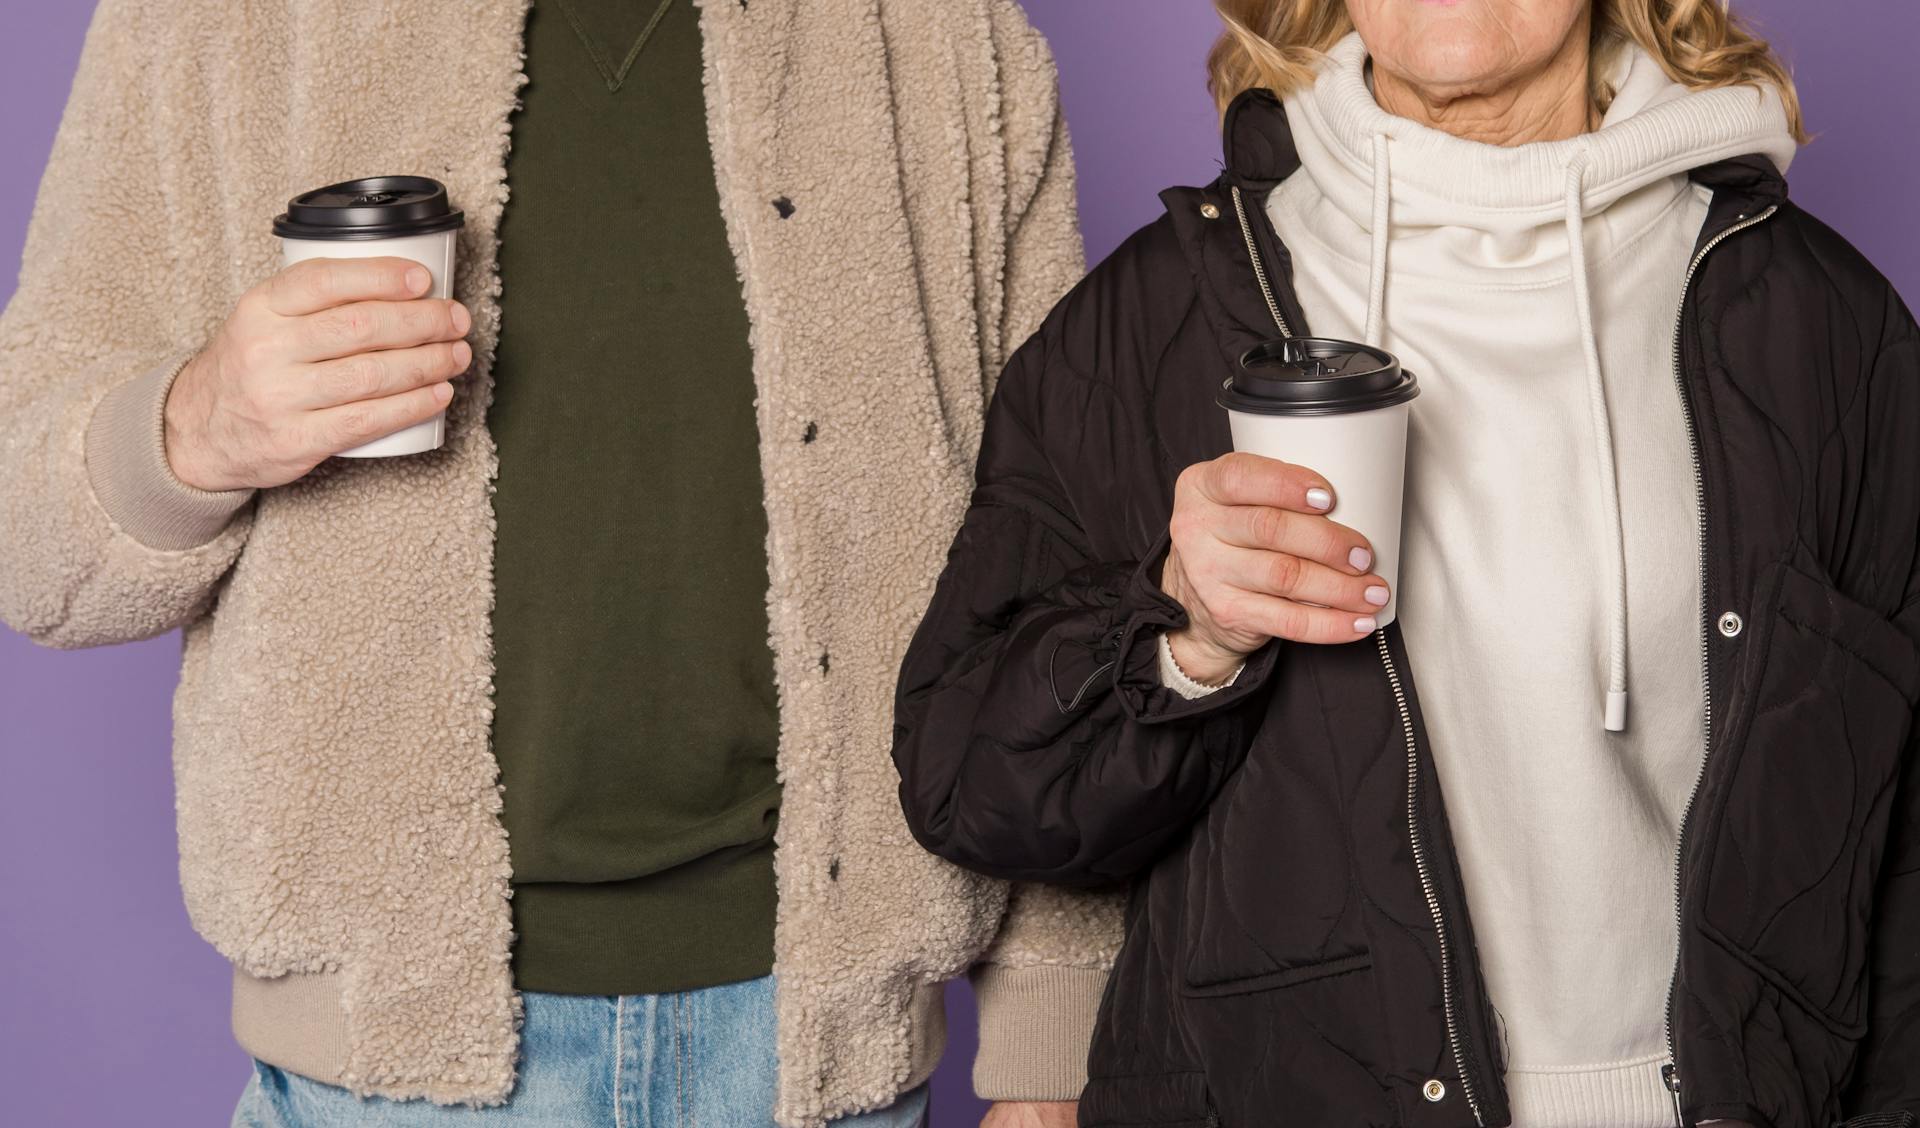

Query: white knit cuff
1156,632,1243,699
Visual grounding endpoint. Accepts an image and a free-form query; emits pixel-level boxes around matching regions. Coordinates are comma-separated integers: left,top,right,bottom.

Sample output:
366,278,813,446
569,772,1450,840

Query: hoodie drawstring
1364,134,1392,347
1563,150,1632,732
1363,137,1632,732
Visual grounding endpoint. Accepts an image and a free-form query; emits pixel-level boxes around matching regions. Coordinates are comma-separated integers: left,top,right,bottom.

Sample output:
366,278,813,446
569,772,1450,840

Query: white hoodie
1265,32,1797,1127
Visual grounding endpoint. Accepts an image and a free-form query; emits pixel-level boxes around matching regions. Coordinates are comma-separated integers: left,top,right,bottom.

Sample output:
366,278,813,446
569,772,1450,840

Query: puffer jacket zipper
1660,202,1780,1128
1231,184,1489,1127
1379,630,1489,1127
1229,185,1293,338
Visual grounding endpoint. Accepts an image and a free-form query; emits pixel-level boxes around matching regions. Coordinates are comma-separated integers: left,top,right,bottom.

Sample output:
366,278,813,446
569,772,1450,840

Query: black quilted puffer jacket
892,90,1920,1128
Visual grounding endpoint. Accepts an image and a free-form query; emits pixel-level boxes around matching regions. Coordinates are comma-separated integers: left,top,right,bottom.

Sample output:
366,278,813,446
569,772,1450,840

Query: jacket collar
1688,152,1789,209
1222,88,1300,193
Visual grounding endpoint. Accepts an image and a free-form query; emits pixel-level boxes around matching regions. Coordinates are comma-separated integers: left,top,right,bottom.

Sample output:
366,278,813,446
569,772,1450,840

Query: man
0,1,1119,1124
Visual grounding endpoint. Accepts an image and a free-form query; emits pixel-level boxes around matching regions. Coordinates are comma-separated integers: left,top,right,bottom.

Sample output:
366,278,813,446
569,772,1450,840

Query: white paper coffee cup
1219,338,1419,628
274,177,465,458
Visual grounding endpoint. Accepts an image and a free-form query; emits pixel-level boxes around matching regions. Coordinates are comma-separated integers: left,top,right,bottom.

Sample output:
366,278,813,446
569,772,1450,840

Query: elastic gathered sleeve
0,0,254,649
893,326,1278,890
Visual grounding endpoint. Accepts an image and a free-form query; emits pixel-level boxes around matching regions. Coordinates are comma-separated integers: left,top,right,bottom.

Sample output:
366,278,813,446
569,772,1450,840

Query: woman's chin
1354,0,1586,98
1373,47,1530,104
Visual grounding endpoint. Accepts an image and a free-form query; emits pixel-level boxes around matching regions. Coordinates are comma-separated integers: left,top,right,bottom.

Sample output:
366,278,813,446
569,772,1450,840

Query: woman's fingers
1188,451,1337,514
1205,543,1389,613
1206,588,1381,645
297,340,472,409
1205,503,1377,575
1165,453,1382,655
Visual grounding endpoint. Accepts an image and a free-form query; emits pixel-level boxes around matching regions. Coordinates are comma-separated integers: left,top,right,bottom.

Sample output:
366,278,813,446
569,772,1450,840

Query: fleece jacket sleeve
959,5,1127,1102
0,0,254,649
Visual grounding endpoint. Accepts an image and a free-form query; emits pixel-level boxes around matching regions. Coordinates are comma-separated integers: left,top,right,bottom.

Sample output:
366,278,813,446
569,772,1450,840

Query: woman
893,1,1919,1126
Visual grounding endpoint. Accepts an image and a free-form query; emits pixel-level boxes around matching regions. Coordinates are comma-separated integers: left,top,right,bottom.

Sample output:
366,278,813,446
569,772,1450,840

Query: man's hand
981,1101,1077,1128
163,256,472,492
1161,451,1388,683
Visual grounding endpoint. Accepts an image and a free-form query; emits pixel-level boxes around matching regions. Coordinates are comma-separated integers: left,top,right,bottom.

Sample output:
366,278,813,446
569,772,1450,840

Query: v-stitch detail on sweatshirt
554,0,678,94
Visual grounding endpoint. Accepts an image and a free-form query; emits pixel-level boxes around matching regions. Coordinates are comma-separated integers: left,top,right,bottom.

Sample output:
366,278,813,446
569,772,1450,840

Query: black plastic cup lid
1218,337,1419,417
273,176,465,241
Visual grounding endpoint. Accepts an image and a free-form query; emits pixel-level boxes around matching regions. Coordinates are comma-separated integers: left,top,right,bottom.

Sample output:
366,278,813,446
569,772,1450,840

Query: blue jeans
231,976,930,1127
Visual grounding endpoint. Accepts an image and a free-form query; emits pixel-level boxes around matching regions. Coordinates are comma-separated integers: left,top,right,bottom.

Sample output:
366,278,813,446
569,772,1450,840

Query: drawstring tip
1605,690,1629,732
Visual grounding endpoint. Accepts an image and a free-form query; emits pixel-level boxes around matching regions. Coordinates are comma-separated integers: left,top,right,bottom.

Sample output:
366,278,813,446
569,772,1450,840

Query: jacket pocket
1701,562,1920,1034
1178,734,1364,991
1079,1070,1218,1127
1181,951,1373,999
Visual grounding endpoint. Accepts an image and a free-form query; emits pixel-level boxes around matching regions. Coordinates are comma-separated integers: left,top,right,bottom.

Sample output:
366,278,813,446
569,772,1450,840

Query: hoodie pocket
1700,562,1919,1034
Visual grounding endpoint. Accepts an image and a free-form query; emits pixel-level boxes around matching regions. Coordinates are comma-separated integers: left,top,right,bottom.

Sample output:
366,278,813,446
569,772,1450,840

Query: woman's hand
163,256,472,492
1161,452,1389,683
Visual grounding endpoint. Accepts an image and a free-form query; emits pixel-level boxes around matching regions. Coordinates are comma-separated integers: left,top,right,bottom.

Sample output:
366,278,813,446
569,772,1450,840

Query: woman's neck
1368,21,1597,146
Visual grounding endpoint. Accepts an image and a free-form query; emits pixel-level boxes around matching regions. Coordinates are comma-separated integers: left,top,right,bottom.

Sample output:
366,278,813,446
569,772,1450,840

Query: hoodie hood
1272,31,1796,732
1284,31,1796,242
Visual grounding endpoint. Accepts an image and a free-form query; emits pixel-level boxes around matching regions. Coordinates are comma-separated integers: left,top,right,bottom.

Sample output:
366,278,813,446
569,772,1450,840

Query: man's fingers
297,340,472,409
1193,452,1335,513
1207,504,1377,574
307,383,453,457
1210,590,1380,645
262,256,434,317
1207,544,1388,613
293,298,470,362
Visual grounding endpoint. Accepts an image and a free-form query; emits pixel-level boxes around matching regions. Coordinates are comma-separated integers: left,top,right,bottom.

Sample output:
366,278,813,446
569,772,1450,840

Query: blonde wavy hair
1207,0,1808,141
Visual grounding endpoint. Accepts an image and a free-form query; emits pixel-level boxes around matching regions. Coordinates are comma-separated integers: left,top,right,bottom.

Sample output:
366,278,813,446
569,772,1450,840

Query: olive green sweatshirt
488,0,781,995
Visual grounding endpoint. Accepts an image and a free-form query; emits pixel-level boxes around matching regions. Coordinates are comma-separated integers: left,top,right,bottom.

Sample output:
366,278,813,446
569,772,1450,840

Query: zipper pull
1661,1062,1684,1128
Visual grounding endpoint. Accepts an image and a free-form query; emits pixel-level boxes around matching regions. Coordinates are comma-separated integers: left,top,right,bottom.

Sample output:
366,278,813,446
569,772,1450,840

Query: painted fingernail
1305,487,1333,511
1348,546,1373,572
405,267,431,294
1354,616,1377,634
1365,585,1390,607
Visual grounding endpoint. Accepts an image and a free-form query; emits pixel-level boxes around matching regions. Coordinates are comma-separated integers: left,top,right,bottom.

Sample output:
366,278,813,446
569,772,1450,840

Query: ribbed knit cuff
969,964,1106,1103
1156,632,1244,699
84,358,255,550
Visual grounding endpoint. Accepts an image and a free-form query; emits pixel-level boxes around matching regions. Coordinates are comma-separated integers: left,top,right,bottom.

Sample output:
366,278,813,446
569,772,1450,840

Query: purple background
0,1,1912,1124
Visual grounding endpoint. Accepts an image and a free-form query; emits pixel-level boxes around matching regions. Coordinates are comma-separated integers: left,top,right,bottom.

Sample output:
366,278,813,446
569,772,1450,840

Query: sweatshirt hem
1504,1055,1677,1128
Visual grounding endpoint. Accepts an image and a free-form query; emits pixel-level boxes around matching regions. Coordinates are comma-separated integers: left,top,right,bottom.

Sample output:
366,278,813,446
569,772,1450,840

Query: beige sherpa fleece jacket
0,1,1123,1122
